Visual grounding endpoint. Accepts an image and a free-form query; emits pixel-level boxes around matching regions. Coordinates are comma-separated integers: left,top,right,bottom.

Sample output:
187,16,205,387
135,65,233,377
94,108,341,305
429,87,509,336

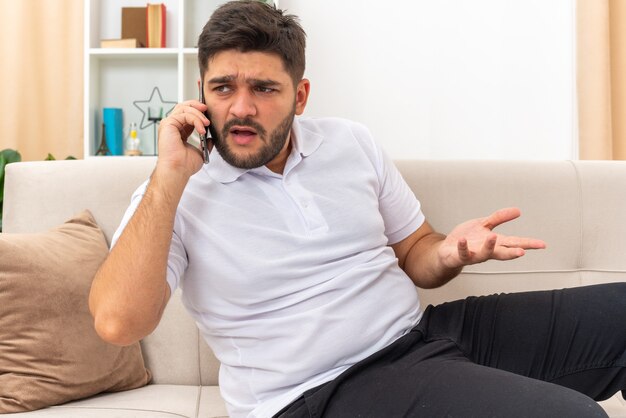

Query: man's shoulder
295,117,381,165
297,116,369,133
296,117,373,147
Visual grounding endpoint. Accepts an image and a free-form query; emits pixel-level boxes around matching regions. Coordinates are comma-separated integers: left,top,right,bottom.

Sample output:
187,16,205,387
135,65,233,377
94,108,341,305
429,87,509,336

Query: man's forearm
89,166,188,346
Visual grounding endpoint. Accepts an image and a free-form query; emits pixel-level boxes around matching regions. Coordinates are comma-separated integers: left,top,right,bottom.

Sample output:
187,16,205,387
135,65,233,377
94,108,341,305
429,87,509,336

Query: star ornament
133,86,177,129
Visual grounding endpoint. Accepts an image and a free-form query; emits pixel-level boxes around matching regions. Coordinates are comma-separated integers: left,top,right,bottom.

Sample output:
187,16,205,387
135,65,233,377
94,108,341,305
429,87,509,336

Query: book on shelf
100,38,140,48
146,3,166,48
122,7,147,47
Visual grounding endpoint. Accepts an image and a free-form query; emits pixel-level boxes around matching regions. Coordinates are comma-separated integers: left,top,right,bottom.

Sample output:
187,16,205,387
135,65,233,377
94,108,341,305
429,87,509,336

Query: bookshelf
83,0,225,157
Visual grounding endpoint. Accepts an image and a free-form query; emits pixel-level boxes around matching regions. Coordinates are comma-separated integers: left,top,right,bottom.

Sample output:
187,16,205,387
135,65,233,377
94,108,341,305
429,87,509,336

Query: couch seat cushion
2,385,228,418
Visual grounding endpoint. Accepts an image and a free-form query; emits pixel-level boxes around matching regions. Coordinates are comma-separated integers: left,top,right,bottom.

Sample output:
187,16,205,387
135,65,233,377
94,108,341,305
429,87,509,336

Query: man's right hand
156,100,212,179
90,100,212,346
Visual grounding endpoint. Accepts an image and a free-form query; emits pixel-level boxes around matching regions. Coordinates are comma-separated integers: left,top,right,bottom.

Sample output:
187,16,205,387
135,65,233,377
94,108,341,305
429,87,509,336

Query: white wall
281,0,576,160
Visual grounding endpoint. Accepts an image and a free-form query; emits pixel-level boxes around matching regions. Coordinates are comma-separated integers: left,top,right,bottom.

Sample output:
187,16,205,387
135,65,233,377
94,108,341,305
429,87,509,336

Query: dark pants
275,283,626,418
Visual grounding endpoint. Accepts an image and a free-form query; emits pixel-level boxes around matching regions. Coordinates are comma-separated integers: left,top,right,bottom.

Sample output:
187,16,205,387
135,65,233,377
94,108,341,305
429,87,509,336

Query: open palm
438,208,546,270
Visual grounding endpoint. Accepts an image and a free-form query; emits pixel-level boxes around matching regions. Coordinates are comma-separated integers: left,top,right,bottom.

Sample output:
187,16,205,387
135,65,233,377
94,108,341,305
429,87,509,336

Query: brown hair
198,1,306,85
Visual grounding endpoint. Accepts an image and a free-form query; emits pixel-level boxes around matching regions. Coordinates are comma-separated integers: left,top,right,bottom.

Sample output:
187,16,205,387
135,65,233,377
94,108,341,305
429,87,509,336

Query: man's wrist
149,164,190,206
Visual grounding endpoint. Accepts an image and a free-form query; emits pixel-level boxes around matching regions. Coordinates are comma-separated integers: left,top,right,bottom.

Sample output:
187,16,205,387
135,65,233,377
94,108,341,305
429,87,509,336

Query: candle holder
133,86,177,155
147,108,163,155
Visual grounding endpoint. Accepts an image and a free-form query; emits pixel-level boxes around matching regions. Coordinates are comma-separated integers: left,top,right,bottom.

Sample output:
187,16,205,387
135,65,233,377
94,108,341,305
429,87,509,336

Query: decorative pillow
0,210,151,413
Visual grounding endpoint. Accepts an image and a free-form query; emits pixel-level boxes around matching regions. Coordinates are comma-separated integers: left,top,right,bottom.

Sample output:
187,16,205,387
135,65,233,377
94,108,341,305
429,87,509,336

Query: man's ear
295,79,311,115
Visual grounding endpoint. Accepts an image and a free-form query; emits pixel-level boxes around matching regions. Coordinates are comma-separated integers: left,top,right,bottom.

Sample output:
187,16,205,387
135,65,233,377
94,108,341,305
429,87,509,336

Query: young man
89,2,626,417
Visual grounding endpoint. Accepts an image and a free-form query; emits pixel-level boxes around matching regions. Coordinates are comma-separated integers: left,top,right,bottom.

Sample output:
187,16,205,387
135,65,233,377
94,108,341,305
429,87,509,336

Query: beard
210,106,296,170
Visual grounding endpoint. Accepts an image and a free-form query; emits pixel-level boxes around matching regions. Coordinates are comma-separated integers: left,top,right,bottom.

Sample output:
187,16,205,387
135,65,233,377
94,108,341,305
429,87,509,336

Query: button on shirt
112,117,425,418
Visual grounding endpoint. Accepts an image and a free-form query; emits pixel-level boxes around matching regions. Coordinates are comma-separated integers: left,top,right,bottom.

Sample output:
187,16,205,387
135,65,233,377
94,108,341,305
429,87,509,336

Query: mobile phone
199,79,211,164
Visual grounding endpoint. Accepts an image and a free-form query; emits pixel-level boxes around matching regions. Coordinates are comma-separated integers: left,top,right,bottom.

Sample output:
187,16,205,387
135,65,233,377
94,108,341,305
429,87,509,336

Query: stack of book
99,3,166,49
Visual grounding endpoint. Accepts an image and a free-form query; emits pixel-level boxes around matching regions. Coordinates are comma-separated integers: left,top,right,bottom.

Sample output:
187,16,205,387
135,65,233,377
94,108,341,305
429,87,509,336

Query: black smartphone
198,78,214,164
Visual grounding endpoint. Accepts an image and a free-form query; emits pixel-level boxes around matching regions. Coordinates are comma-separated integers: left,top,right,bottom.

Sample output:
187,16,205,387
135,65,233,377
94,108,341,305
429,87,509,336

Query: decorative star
132,86,177,130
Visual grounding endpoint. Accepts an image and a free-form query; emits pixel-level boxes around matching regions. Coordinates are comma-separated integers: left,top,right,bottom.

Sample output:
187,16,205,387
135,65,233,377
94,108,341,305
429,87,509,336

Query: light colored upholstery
3,158,624,417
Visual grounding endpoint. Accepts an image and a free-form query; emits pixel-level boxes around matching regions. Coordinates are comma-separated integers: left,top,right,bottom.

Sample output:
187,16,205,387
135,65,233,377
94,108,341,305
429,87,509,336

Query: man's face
202,50,309,172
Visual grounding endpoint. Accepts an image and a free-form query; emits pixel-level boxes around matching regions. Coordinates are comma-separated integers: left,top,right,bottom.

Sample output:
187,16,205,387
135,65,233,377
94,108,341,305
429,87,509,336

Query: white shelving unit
83,0,225,157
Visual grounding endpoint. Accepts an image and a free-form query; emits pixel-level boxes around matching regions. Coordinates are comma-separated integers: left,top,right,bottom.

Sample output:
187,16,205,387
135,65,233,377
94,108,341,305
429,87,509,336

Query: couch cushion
2,158,157,243
140,289,221,386
0,211,151,413
2,385,229,418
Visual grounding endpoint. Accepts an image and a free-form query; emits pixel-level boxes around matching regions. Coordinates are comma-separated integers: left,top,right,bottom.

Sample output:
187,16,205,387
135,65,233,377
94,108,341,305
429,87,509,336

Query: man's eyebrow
249,78,281,88
206,75,282,87
207,75,235,84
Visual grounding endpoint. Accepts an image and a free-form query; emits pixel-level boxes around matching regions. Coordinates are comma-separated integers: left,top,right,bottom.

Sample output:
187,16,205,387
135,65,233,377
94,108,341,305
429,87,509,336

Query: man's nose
230,90,257,118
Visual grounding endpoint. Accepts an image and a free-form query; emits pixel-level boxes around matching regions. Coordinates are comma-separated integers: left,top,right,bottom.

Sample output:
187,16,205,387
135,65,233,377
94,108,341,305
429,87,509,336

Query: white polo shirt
113,117,425,418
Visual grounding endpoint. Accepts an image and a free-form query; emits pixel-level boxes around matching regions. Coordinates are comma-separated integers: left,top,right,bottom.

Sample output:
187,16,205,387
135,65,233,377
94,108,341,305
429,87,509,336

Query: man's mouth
230,126,258,145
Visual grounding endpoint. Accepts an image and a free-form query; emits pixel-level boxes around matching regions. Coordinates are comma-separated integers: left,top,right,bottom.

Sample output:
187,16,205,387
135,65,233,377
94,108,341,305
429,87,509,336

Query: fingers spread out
456,233,541,265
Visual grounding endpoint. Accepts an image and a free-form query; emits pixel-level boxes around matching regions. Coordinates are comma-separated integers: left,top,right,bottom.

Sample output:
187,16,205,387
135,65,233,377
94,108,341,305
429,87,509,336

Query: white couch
3,158,625,417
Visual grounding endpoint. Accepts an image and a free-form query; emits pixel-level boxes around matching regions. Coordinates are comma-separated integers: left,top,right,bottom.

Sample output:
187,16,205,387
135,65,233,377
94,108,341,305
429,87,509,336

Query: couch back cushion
394,160,626,306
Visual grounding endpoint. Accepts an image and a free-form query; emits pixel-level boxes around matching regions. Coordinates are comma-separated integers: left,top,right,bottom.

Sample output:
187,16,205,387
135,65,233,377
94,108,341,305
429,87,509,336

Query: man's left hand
438,207,547,270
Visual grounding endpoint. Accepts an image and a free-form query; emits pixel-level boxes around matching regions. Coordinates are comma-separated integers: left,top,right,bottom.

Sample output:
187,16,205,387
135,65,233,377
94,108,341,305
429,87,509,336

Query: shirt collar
291,116,323,158
203,145,247,184
204,117,324,184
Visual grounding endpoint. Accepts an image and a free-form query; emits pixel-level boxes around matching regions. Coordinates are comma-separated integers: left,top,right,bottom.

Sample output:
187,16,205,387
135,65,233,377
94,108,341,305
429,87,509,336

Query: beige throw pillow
0,210,151,413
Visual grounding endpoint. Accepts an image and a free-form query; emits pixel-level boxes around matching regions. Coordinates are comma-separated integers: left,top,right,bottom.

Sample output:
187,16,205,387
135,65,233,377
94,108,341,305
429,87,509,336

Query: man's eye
215,85,232,93
255,87,276,94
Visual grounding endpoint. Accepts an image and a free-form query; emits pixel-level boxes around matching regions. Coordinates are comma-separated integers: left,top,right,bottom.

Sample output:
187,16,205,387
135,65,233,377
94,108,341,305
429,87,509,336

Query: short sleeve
349,123,425,245
378,148,425,244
